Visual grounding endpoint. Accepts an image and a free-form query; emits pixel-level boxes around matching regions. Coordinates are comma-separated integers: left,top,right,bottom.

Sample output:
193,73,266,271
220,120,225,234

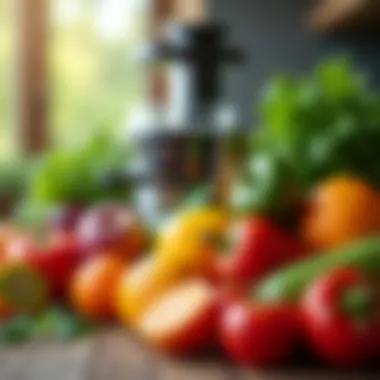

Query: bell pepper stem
341,286,373,319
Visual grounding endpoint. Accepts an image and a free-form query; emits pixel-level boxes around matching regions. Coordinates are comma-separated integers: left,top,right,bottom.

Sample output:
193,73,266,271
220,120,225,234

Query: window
0,1,16,161
49,0,149,145
1,0,202,155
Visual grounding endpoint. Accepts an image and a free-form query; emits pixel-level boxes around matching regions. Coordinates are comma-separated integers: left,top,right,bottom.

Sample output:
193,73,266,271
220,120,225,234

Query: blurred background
0,0,380,375
214,0,380,123
1,0,380,218
0,0,150,218
0,0,147,157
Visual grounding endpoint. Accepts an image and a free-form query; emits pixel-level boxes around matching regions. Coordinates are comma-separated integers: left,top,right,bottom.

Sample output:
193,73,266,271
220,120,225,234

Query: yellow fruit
116,256,185,326
155,208,228,277
302,176,379,251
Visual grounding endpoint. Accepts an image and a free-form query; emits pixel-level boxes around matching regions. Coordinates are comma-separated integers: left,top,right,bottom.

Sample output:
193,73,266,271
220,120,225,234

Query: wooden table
0,329,378,380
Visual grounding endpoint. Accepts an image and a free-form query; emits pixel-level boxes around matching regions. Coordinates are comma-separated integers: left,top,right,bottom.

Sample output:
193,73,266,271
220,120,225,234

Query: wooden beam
309,0,380,32
174,0,207,23
149,0,172,103
149,0,208,103
17,0,48,154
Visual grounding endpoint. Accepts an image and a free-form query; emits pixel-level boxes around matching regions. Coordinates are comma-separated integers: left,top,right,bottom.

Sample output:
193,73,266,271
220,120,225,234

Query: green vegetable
258,57,380,188
230,151,301,222
32,305,94,340
0,306,94,344
234,57,380,221
183,184,217,209
0,316,34,343
254,236,380,303
0,264,49,314
30,132,130,204
15,132,131,225
0,161,29,196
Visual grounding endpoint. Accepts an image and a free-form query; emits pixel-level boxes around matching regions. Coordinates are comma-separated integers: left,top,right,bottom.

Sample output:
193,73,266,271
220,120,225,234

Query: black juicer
129,21,246,225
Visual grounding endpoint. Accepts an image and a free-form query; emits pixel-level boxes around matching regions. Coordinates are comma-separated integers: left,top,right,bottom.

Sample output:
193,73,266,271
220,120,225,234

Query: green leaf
0,316,34,343
182,185,215,210
23,131,131,208
315,56,365,101
260,75,298,140
251,55,380,191
32,305,95,340
230,151,301,221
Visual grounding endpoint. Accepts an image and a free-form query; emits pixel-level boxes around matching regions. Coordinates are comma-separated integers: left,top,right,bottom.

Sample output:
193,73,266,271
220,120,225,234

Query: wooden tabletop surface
0,329,378,380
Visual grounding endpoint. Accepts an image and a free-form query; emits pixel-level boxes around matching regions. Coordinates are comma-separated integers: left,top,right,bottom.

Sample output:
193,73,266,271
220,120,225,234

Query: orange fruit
70,254,126,321
116,256,186,326
301,176,379,251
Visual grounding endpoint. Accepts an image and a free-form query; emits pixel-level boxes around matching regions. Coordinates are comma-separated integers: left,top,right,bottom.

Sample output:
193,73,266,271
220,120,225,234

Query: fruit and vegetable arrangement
0,58,379,369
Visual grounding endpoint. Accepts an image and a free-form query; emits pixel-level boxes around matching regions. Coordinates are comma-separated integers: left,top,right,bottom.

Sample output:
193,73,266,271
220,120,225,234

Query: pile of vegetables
233,57,380,221
0,57,379,369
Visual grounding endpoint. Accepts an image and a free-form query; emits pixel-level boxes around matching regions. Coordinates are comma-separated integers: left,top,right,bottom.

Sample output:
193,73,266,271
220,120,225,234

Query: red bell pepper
219,300,301,367
220,217,303,283
301,267,378,367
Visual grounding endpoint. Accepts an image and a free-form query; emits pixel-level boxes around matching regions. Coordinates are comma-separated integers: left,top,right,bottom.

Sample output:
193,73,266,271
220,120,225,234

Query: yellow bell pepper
155,207,228,278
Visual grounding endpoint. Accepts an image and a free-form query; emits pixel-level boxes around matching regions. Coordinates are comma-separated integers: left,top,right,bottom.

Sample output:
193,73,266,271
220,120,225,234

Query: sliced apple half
137,279,216,355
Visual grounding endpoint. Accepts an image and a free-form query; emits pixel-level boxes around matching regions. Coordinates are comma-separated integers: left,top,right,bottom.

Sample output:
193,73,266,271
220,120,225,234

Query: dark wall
212,0,380,125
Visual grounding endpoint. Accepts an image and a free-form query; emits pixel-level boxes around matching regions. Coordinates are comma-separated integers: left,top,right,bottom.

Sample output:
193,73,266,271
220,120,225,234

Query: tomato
34,233,81,298
70,255,126,321
219,301,300,367
222,217,303,284
301,267,377,367
5,232,80,299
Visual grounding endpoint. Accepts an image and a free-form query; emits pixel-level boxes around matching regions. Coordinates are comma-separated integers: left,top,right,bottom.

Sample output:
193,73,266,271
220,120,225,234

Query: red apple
219,300,300,367
76,203,146,259
137,279,216,355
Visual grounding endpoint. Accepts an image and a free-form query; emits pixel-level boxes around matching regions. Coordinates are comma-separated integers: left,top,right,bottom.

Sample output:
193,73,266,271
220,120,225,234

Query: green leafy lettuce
232,57,380,219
